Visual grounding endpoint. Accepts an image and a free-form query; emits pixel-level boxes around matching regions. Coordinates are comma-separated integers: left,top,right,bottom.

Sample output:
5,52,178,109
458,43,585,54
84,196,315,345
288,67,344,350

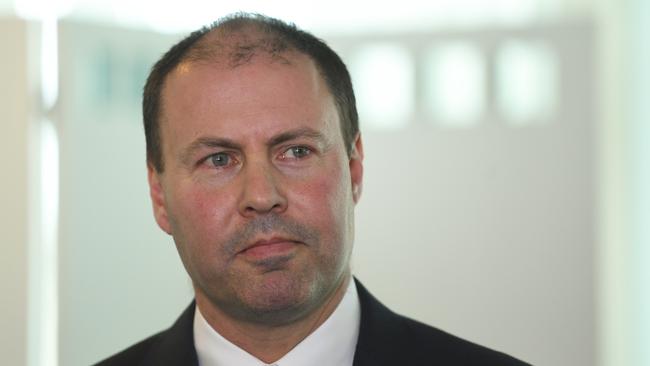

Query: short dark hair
143,13,359,172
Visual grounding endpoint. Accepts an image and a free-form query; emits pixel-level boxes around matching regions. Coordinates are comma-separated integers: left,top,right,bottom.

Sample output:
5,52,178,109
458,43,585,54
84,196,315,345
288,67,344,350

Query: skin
147,51,364,362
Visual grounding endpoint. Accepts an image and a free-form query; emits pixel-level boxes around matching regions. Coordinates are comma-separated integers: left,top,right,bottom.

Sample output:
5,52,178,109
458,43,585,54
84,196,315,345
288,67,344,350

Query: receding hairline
158,23,338,127
157,47,340,150
156,24,320,142
180,21,300,68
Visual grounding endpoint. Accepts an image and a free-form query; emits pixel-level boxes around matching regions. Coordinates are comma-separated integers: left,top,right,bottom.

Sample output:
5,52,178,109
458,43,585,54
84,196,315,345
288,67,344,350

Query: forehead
185,27,293,68
159,52,340,146
171,52,321,103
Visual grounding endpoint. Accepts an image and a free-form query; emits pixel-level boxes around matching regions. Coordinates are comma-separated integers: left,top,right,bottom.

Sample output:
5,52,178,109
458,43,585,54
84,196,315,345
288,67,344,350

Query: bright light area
26,16,60,366
425,42,486,127
14,0,76,19
28,119,59,366
40,119,59,366
350,44,414,130
41,18,58,110
495,39,558,125
14,0,547,33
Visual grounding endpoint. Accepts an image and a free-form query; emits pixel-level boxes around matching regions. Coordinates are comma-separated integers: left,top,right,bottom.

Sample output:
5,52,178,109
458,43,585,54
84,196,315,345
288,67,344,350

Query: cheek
167,184,241,279
297,169,356,273
169,184,236,246
290,165,352,235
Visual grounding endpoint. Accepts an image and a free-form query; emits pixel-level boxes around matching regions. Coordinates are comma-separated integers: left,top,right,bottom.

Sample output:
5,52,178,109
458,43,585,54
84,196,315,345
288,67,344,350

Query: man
96,13,528,366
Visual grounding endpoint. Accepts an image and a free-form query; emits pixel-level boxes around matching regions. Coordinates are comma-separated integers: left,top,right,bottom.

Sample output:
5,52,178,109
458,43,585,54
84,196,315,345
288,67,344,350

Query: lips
238,237,300,261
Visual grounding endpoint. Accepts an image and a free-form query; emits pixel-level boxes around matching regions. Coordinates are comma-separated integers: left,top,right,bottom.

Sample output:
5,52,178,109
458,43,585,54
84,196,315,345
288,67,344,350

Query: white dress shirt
193,280,361,366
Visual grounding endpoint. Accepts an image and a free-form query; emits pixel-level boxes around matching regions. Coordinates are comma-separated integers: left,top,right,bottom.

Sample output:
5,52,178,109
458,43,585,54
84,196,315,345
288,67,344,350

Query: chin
235,271,327,325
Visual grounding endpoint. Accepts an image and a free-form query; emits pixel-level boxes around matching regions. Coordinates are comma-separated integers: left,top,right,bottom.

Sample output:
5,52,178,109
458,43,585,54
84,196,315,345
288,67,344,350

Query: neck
195,274,351,363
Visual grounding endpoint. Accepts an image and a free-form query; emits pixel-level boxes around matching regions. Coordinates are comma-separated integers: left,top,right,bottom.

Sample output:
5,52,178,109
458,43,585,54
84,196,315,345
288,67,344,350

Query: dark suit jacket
95,280,530,365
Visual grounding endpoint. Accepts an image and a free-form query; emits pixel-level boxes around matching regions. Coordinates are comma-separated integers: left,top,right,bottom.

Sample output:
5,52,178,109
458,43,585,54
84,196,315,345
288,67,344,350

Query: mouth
238,237,301,262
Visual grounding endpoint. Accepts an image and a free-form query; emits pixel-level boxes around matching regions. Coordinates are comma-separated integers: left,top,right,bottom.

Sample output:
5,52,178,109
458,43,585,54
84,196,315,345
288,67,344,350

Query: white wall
56,22,192,366
0,0,14,14
0,16,30,366
593,0,630,364
628,0,650,364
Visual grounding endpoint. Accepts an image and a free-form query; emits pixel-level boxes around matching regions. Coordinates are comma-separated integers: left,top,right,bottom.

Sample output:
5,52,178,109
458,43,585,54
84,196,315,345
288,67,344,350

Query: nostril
244,201,285,215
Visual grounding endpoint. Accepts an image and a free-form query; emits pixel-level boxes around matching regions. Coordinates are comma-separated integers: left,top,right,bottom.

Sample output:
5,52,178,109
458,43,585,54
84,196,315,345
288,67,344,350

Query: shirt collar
193,279,361,366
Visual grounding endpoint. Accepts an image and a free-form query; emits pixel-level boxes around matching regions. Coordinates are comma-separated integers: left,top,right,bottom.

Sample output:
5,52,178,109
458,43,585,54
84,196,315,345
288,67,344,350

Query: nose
238,159,288,217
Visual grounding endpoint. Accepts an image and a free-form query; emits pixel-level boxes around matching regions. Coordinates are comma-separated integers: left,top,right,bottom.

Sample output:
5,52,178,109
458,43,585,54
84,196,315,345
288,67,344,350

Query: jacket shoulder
398,315,530,365
353,279,530,366
93,331,165,366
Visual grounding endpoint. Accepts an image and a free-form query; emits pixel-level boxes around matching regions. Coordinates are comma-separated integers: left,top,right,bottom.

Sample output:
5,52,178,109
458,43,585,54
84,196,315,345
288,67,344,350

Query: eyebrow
178,127,329,166
268,127,328,147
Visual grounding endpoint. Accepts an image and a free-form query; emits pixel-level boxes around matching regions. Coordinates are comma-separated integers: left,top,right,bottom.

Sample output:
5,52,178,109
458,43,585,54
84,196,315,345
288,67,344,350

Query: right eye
207,152,233,168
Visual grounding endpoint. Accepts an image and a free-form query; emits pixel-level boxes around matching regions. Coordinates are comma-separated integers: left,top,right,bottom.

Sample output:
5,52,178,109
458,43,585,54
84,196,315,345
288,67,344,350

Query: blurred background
1,0,648,365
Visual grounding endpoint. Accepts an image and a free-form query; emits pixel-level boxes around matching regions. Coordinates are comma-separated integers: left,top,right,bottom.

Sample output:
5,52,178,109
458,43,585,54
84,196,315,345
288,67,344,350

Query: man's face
148,53,363,325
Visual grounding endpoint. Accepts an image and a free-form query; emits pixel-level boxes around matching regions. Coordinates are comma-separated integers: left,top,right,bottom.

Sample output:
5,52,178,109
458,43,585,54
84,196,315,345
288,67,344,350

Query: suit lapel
142,302,199,366
352,279,407,366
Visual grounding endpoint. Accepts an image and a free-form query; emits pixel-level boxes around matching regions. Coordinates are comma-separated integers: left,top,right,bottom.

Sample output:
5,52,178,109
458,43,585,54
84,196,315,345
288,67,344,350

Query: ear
147,163,172,235
349,133,364,203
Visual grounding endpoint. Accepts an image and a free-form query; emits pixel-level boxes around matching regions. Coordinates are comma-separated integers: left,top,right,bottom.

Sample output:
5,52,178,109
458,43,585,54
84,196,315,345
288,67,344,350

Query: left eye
283,146,312,159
